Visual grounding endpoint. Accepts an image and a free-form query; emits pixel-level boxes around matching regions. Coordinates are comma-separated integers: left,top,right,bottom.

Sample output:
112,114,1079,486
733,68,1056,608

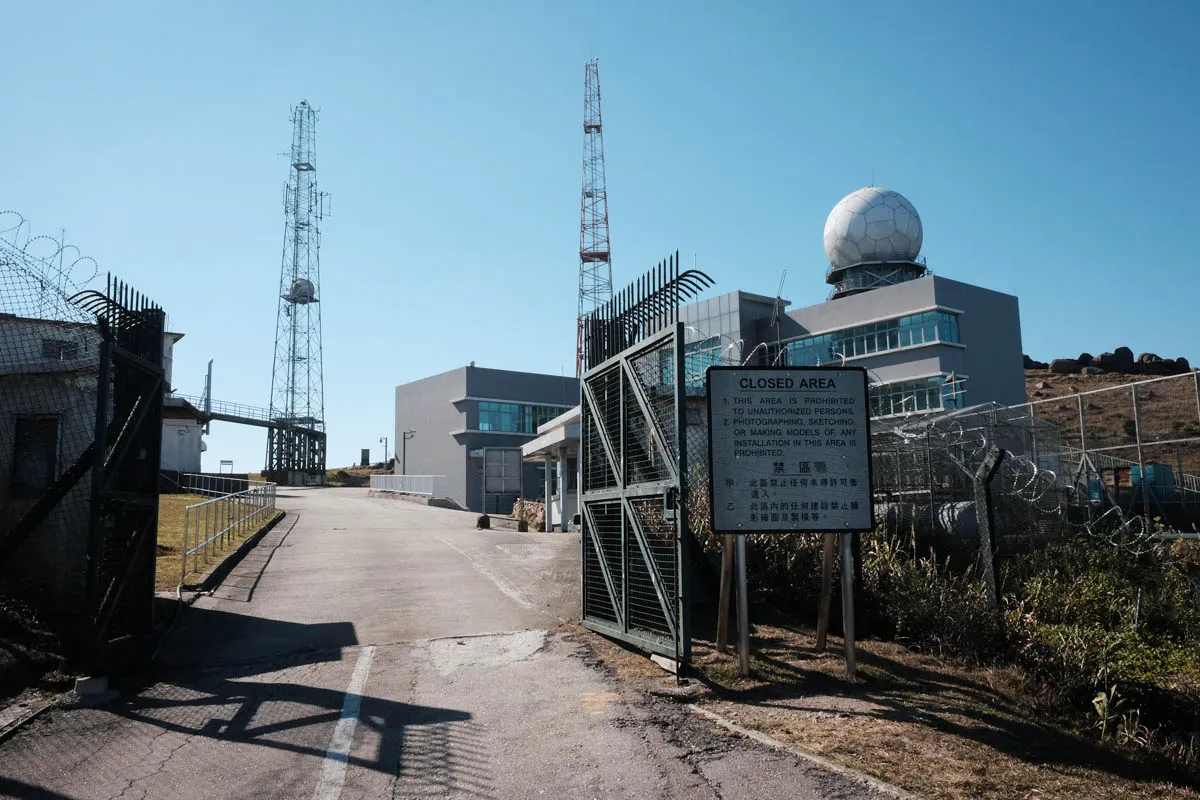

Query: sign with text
707,367,873,533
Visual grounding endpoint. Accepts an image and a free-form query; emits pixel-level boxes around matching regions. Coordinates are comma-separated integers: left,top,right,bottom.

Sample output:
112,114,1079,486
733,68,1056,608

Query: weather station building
394,365,578,513
682,187,1026,415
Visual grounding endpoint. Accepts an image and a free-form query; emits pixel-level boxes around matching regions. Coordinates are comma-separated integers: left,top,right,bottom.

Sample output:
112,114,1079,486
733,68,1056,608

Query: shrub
1004,536,1200,644
861,533,1007,663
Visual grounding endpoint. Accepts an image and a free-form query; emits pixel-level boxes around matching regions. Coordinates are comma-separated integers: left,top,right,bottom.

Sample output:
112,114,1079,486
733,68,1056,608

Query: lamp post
379,436,389,465
401,429,415,475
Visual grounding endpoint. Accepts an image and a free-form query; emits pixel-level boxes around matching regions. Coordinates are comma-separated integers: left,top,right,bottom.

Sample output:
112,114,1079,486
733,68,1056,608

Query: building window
684,337,725,388
478,401,570,434
10,416,60,496
41,338,80,361
868,375,966,418
779,310,960,366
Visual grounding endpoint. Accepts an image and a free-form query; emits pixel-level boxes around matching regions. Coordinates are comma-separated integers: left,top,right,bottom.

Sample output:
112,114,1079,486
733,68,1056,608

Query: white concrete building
520,407,579,531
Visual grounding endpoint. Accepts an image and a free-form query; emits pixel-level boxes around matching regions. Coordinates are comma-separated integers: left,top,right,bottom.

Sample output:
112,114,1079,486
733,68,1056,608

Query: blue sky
5,1,1198,471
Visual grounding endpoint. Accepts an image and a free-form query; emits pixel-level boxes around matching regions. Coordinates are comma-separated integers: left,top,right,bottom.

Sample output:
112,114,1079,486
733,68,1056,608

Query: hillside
1024,367,1200,477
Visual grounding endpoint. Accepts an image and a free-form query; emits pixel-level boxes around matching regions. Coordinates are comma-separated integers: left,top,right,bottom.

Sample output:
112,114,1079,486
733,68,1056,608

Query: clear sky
5,1,1198,472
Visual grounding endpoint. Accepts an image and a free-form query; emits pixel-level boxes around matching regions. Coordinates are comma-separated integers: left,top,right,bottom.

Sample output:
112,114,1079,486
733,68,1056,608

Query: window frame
9,415,61,497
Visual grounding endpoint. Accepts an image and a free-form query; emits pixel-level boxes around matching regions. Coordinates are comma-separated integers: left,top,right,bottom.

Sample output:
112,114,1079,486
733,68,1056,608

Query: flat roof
536,405,581,435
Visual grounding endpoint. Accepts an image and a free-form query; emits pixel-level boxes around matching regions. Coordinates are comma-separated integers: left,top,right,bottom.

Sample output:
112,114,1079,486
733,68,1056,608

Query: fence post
1132,385,1150,520
1194,371,1200,429
181,506,189,586
973,447,1006,607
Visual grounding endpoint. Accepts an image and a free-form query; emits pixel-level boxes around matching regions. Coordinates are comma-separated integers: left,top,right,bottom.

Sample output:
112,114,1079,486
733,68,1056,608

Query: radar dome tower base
822,187,928,300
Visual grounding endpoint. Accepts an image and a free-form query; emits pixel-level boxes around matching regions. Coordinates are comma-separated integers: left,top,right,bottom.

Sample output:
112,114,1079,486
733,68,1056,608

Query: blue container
1131,464,1175,487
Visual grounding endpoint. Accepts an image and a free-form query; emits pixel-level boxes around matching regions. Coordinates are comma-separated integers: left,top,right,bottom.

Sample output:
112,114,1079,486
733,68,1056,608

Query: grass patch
155,494,276,590
326,466,391,487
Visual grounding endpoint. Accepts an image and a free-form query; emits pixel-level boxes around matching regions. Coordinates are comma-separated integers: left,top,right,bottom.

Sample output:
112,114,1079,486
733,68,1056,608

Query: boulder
1113,347,1135,370
1050,358,1081,375
1096,352,1115,368
1177,356,1191,372
1034,380,1050,390
1078,353,1094,366
1023,354,1049,370
1081,366,1105,376
1137,352,1163,364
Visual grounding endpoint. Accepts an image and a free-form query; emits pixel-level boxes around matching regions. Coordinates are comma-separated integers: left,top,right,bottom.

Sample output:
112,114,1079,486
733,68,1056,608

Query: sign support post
840,531,857,678
706,366,873,680
736,533,750,676
815,532,836,652
716,534,735,651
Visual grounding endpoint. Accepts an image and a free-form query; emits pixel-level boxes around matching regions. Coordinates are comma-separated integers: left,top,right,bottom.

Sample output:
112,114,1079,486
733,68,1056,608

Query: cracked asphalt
0,488,889,799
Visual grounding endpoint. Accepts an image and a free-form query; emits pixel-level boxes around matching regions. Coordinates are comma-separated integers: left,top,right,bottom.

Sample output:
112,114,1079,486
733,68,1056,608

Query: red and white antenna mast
577,58,613,375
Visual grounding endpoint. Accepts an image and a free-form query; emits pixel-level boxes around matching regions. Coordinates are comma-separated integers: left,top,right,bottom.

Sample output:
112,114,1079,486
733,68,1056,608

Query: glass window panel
782,312,961,368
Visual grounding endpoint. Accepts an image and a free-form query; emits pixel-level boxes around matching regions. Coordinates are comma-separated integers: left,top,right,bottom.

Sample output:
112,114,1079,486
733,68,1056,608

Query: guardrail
369,474,448,498
173,393,275,423
181,482,277,585
180,472,268,497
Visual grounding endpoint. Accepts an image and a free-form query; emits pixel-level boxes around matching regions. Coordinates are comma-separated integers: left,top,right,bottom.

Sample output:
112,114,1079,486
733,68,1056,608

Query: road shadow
0,776,85,800
117,606,491,797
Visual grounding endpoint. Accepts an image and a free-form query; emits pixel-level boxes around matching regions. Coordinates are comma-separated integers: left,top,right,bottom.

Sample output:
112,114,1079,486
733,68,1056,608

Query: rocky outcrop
1029,345,1193,376
1050,358,1081,374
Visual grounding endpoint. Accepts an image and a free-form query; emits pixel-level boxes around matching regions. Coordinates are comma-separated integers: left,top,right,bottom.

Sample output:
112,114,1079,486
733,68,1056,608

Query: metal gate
580,323,690,661
74,277,166,669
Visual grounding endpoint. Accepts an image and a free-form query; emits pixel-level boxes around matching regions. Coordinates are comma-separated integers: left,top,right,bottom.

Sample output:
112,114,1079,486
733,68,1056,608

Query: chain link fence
0,213,104,622
678,321,1200,592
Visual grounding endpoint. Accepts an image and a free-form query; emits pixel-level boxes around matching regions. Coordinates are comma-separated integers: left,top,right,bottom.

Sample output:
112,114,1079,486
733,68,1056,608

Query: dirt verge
571,623,1200,800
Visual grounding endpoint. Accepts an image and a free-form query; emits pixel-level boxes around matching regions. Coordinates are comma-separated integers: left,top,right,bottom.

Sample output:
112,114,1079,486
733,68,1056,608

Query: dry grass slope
155,494,273,590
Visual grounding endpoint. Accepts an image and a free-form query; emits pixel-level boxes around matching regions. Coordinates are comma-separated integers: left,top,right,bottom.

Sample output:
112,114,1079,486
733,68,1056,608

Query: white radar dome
823,187,923,269
286,278,317,304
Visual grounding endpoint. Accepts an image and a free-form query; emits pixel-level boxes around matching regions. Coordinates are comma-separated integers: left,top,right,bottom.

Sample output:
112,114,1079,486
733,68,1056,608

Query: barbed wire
681,319,1198,557
0,211,101,319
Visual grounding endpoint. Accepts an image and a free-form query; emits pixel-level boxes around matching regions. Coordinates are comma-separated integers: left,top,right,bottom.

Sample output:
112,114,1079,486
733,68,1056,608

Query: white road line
312,645,377,800
432,534,534,609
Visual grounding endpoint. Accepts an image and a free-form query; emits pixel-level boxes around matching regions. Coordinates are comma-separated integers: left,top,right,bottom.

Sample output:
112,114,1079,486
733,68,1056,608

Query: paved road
0,489,887,800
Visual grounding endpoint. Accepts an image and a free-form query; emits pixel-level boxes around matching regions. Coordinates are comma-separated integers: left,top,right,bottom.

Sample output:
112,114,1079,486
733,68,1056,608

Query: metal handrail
369,474,448,498
180,472,268,497
173,393,275,422
180,482,277,585
1061,446,1200,497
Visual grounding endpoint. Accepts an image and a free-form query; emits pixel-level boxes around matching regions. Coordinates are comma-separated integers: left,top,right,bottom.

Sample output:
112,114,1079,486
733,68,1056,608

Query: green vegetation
695,525,1200,782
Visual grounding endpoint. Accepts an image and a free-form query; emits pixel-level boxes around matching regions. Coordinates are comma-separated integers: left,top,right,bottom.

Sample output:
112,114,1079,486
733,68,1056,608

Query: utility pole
379,436,389,465
401,429,415,475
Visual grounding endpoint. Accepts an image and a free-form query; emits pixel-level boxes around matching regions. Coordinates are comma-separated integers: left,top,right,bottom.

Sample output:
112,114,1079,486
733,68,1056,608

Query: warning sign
707,367,873,533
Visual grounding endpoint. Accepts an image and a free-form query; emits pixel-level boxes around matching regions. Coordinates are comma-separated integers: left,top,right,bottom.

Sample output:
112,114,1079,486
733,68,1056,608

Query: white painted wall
161,418,205,473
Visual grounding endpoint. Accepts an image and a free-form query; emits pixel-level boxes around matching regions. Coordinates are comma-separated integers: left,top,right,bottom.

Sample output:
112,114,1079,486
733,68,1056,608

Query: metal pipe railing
369,474,448,498
180,472,269,497
180,482,277,585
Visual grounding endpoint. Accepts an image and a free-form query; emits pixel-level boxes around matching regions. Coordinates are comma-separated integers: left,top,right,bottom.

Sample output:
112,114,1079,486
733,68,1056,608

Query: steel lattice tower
577,59,613,375
266,100,328,482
